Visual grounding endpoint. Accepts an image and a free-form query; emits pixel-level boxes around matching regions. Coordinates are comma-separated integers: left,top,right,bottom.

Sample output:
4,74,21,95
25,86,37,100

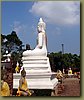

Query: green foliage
1,31,22,52
6,31,22,46
48,52,80,72
1,31,24,63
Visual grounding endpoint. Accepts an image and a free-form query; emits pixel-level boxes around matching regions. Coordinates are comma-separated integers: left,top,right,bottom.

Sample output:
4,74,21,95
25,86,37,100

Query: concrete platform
13,72,58,89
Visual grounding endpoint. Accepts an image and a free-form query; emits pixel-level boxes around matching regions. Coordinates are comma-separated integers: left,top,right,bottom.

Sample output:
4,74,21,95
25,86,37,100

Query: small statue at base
1,75,10,96
16,68,33,96
15,62,20,73
56,70,63,84
68,68,72,75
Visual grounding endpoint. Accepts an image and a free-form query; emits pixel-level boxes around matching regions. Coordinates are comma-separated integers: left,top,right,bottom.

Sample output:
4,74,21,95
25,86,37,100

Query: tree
48,52,80,73
5,31,22,52
1,31,24,62
1,34,7,57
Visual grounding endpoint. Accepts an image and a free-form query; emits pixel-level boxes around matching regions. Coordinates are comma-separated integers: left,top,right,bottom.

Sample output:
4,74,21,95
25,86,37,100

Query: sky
1,1,80,55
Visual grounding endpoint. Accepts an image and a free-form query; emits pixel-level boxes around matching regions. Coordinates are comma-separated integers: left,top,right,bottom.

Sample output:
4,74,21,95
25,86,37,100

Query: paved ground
57,78,80,96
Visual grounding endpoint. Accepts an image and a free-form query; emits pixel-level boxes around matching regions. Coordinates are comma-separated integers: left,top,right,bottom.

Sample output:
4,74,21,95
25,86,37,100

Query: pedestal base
13,72,58,89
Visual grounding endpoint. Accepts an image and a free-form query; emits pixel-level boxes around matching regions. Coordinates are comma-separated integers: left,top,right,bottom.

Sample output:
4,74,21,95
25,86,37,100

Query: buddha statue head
37,18,46,33
21,67,26,77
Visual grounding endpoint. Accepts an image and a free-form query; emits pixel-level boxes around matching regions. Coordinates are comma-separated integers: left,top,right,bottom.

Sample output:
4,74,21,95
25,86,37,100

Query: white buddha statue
23,18,47,57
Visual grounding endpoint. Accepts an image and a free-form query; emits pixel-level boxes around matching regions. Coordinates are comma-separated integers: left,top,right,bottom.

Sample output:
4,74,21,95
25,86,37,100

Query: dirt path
57,78,80,96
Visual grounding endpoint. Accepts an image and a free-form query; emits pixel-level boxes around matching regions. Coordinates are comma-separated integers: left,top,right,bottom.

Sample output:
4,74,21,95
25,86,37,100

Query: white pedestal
21,56,51,73
13,56,58,89
13,72,58,89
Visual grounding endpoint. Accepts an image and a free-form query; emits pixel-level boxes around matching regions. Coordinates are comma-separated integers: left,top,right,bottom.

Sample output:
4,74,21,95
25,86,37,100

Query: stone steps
23,60,47,64
22,57,48,61
23,64,49,67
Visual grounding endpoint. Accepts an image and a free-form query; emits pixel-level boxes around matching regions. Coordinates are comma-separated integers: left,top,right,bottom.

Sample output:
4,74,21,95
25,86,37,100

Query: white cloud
12,21,27,34
29,1,80,25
